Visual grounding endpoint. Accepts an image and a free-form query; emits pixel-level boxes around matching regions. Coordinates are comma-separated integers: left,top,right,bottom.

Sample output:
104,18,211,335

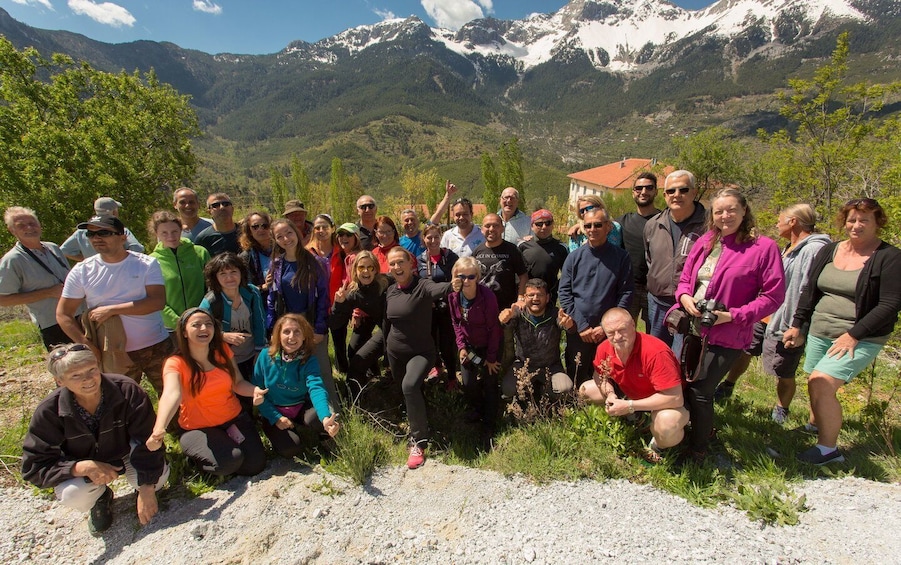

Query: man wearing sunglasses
643,170,707,348
195,192,240,257
60,197,144,262
355,195,378,250
56,215,172,396
617,172,661,330
559,207,634,385
518,209,568,304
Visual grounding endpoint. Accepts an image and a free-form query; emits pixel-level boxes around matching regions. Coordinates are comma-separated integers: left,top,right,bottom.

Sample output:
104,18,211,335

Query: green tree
270,165,289,213
396,166,439,215
499,137,524,203
672,127,746,199
0,39,200,247
290,156,310,207
481,153,500,210
761,32,901,211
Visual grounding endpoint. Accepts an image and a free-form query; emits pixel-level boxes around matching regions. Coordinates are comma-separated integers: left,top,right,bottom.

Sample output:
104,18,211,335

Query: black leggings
460,359,499,431
387,349,435,444
179,412,266,477
685,344,742,453
259,407,324,458
432,307,457,375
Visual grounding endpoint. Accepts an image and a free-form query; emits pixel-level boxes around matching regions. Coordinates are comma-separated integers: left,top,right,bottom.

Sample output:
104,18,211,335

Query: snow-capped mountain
283,0,868,73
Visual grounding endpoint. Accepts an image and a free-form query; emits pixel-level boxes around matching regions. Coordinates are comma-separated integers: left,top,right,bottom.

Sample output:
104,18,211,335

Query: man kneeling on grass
21,344,168,536
579,308,689,463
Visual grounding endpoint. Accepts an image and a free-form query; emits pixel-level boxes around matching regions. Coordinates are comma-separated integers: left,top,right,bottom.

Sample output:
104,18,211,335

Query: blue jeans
647,293,675,347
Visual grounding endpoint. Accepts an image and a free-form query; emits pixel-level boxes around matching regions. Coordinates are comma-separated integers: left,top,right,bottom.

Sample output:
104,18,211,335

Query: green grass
3,315,900,524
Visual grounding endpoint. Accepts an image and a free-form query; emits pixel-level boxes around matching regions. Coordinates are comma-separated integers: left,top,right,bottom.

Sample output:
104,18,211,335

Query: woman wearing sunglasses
238,211,274,303
783,198,901,465
448,256,502,442
147,308,268,477
329,251,389,398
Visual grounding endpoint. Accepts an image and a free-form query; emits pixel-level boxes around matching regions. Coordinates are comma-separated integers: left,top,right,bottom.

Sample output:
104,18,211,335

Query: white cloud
10,0,54,9
192,0,222,15
68,0,135,27
420,0,493,30
373,7,397,21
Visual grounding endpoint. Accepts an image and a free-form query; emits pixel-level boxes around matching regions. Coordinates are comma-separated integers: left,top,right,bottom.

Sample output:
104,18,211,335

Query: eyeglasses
633,185,656,192
209,201,232,209
356,265,376,272
664,187,691,196
86,229,121,238
49,343,91,362
579,205,598,215
584,221,607,230
457,274,478,280
358,203,376,210
250,223,270,230
846,198,879,207
533,221,553,228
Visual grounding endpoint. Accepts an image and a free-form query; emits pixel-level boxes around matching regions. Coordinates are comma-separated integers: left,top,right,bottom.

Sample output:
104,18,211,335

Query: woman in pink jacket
675,188,785,462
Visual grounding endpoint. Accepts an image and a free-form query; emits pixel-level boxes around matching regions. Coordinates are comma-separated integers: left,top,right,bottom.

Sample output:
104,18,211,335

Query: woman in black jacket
783,198,901,465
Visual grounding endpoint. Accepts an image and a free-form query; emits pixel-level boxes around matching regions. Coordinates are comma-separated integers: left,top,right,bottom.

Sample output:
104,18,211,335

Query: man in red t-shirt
580,308,689,461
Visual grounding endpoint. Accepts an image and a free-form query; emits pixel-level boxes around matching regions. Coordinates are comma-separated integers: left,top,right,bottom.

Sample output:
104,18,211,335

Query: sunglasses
209,201,232,209
250,223,270,230
584,221,607,230
633,185,656,192
578,205,598,215
533,221,553,228
457,274,478,280
664,187,691,196
49,343,91,362
86,229,121,238
357,265,376,272
357,203,376,210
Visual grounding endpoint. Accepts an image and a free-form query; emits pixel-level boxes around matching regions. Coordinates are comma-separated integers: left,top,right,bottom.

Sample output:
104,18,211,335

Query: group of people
3,172,899,534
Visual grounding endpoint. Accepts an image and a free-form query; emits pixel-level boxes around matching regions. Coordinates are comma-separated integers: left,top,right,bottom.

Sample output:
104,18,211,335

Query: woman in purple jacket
449,256,502,439
675,189,785,462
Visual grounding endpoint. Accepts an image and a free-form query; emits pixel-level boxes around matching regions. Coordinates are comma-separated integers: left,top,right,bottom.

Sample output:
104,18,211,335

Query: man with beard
617,172,660,329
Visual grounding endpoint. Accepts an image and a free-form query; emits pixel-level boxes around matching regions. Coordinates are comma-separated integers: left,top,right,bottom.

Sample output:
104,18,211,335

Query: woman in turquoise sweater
252,313,340,457
148,211,210,330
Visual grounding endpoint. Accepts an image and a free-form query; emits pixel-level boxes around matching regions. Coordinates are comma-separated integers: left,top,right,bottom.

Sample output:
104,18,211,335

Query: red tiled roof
568,159,674,190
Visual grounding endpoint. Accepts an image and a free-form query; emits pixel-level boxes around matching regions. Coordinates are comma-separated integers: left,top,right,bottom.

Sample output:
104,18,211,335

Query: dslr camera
695,299,726,327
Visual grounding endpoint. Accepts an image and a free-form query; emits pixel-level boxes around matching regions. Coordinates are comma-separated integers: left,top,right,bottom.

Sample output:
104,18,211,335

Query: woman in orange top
147,307,268,477
371,215,400,273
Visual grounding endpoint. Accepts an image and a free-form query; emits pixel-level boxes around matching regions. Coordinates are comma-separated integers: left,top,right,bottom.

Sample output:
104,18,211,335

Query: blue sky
3,0,714,55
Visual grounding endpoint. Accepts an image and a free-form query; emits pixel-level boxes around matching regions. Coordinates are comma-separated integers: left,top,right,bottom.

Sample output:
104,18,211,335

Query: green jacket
151,238,210,329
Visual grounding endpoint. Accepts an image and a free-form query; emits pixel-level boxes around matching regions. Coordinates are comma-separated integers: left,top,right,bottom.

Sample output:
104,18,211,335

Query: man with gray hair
643,170,706,348
173,187,212,241
399,209,426,257
60,197,144,261
0,207,74,349
499,187,532,245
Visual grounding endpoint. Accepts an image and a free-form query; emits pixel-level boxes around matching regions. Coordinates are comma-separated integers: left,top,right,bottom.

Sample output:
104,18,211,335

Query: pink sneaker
407,443,426,469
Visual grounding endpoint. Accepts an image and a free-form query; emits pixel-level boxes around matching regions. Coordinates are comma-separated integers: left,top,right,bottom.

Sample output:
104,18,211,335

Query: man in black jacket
22,345,168,535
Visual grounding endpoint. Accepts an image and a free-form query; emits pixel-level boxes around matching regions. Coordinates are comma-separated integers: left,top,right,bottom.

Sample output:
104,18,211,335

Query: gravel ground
3,459,900,564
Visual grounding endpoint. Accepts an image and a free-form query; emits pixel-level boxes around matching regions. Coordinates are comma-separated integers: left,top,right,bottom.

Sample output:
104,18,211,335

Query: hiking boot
88,486,114,536
771,405,789,425
407,442,426,469
797,446,845,466
713,381,734,403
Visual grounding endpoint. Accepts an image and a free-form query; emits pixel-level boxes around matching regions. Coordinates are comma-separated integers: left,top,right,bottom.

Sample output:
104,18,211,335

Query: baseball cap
77,215,125,233
283,200,306,216
336,222,361,236
94,197,122,214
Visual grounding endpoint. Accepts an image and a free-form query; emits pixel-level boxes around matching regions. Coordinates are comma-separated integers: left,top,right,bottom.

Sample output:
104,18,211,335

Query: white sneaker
771,405,789,425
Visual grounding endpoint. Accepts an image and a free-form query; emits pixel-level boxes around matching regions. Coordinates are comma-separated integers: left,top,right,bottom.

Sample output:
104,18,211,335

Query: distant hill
1,0,899,206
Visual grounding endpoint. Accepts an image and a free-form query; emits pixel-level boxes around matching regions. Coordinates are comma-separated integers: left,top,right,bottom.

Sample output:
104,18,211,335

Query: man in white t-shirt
439,197,485,259
56,215,173,395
